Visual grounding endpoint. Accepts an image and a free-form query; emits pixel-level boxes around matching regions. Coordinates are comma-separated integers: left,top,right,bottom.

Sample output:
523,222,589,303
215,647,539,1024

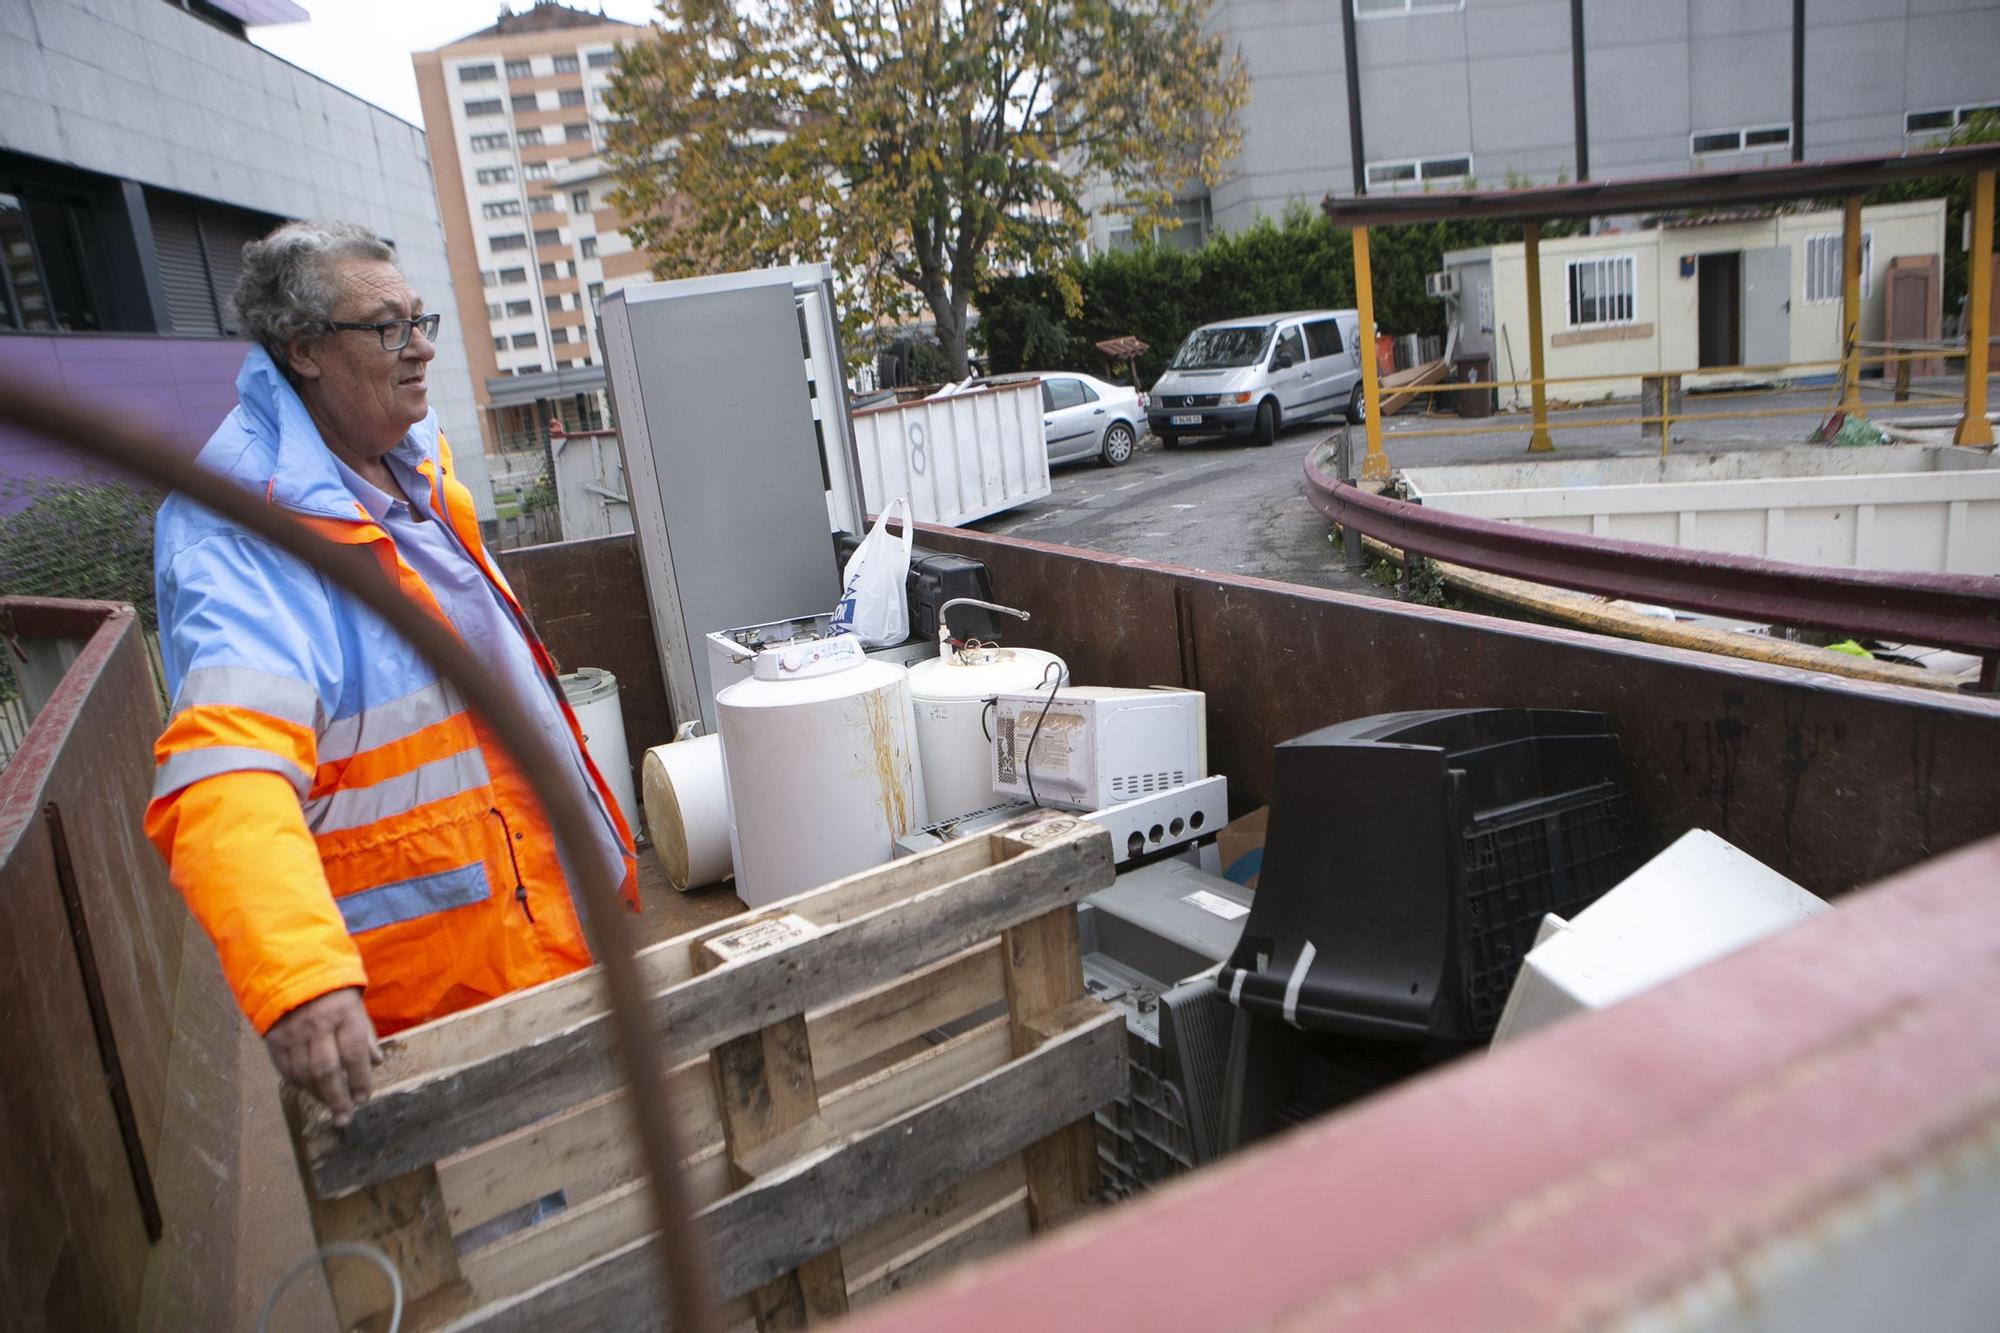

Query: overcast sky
249,1,660,126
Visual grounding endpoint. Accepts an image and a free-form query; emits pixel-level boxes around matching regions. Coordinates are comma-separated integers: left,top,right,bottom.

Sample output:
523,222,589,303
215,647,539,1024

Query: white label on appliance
706,912,819,963
1182,889,1250,921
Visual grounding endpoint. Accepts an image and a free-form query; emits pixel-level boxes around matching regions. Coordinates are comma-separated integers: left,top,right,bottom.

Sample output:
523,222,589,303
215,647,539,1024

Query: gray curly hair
233,220,397,364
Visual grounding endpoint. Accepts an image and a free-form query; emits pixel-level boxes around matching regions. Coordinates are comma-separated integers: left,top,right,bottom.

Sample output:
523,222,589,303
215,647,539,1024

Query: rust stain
863,689,912,836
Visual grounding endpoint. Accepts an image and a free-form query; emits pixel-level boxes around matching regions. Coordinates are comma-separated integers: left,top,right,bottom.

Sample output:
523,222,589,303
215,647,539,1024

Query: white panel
850,384,1052,527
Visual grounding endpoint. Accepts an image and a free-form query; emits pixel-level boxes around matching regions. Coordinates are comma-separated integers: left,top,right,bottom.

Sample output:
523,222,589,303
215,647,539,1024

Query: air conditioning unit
1425,270,1459,298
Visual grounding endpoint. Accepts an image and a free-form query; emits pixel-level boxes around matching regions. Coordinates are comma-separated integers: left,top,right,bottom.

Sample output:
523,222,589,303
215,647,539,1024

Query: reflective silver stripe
303,746,490,834
152,745,310,801
317,679,465,763
171,666,322,730
336,861,490,933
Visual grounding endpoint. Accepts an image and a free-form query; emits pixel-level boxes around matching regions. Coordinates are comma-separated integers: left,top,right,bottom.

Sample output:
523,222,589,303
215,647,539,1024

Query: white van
1147,310,1369,448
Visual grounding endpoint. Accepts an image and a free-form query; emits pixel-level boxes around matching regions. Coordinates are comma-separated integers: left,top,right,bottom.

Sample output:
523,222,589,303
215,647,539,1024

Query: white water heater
557,668,637,837
716,634,927,907
640,734,734,892
909,644,1069,825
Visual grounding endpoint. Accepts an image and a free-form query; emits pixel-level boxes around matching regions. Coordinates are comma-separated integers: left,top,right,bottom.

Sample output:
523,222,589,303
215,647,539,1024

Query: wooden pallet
284,815,1122,1331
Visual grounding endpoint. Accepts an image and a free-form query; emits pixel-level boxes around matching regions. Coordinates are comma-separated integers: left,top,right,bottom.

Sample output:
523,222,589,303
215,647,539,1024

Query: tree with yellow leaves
606,0,1247,376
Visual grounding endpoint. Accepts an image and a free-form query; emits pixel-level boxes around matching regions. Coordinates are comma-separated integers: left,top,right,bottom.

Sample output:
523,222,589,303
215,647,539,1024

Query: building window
1805,231,1873,304
505,59,532,78
580,236,598,259
1905,104,1999,137
540,261,562,279
459,63,496,82
553,54,580,73
587,50,616,68
470,132,510,151
482,200,521,218
550,326,570,344
529,195,560,214
511,93,539,114
493,335,508,351
479,268,497,287
464,99,502,117
518,128,544,146
571,188,591,212
1692,125,1791,157
498,266,527,284
0,190,104,332
1565,253,1636,328
487,302,503,319
524,162,551,180
1355,0,1463,14
475,166,516,185
489,233,529,252
1364,154,1472,188
565,123,591,142
516,364,542,375
534,228,561,247
558,89,586,108
587,280,604,311
505,299,533,317
512,332,538,348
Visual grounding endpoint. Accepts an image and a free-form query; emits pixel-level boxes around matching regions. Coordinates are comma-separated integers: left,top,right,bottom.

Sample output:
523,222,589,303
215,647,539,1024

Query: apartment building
1092,0,1998,252
413,0,654,454
0,0,492,517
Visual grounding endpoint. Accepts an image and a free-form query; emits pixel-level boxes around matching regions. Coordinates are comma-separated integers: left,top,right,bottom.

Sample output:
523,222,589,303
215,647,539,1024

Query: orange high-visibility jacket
145,348,636,1036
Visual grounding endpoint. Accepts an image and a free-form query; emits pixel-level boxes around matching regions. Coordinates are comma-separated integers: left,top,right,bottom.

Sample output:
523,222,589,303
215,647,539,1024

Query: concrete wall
1118,0,1997,249
0,0,492,515
1464,199,1946,399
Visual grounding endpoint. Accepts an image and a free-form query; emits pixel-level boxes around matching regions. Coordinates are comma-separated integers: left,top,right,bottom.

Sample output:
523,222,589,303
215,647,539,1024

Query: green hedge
976,203,1558,385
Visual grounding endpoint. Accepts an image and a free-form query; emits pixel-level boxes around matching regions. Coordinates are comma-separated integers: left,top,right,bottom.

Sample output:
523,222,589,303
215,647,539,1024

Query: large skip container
851,381,1052,526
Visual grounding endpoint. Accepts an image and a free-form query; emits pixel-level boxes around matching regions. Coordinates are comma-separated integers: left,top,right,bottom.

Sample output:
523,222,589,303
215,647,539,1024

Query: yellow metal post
1840,195,1865,419
1353,224,1388,480
1523,221,1554,453
1957,168,1995,447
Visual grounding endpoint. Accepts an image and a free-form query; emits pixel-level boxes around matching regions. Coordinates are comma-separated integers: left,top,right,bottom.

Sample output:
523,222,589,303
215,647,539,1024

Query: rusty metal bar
1302,452,2000,663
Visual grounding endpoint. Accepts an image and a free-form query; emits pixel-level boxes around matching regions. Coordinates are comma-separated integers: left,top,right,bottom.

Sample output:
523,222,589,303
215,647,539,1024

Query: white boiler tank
909,644,1068,825
715,634,927,907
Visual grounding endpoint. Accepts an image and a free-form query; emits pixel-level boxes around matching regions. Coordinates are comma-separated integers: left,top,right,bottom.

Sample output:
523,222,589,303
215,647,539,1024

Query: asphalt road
969,420,1371,594
967,376,1993,596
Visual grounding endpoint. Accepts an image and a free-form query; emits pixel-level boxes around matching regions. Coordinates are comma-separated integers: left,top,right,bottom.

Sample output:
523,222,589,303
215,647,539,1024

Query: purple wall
0,334,248,507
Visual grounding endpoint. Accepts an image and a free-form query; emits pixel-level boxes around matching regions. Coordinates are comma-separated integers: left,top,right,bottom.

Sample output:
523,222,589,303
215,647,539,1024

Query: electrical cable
0,376,718,1333
259,1242,402,1333
1022,660,1063,809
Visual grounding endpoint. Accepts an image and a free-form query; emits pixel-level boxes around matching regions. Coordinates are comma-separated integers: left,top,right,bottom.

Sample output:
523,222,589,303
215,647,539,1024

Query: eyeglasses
322,312,442,352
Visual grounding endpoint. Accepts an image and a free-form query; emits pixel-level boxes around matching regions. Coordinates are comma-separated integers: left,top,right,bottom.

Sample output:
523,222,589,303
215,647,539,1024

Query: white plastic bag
831,497,913,647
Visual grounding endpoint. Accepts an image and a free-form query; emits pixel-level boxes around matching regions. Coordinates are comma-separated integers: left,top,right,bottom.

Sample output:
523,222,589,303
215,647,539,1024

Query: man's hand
265,987,383,1128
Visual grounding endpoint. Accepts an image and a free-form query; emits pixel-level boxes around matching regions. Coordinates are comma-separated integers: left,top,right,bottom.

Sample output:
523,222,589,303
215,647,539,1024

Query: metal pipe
1959,169,1996,447
0,376,719,1333
1791,0,1805,162
1569,0,1590,181
1339,0,1367,198
1353,225,1388,480
1842,195,1866,418
1523,221,1554,453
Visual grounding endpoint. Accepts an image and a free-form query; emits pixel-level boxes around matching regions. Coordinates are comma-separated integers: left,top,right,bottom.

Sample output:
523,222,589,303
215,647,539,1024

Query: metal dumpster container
851,380,1052,526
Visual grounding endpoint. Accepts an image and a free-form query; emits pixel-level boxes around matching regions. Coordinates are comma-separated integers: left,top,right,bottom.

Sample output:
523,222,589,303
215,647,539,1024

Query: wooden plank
846,1191,1031,1313
453,1019,1020,1313
838,1155,1026,1300
434,942,1009,1241
384,836,1000,1080
806,941,1005,1088
304,1161,466,1328
306,819,1111,1198
457,1147,732,1305
436,1004,1126,1331
701,920,850,1331
996,823,1099,1231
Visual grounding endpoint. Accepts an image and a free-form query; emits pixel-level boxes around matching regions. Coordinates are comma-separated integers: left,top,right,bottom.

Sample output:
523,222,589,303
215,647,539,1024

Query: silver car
958,372,1147,467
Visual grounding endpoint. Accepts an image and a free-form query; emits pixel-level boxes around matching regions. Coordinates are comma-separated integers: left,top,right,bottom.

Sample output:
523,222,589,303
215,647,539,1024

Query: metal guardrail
1302,448,2000,687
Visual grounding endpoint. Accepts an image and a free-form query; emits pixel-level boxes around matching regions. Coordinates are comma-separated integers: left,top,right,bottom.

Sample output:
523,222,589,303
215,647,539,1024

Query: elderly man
145,220,634,1126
